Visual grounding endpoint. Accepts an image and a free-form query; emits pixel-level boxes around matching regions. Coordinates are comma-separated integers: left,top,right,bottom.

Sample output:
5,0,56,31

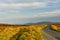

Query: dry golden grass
51,24,60,32
0,24,47,40
0,26,20,40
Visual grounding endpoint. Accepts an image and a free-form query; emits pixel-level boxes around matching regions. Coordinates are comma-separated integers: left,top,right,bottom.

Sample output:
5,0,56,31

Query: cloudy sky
0,0,60,24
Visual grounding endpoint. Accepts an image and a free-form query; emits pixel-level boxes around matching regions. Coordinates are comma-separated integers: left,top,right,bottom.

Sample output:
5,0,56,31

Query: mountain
26,22,60,25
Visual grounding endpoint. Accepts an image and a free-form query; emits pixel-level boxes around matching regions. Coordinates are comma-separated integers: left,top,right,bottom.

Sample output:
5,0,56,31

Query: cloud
0,13,28,19
44,0,60,8
0,10,60,20
0,0,59,8
0,0,43,3
0,2,46,8
33,10,60,18
0,10,60,24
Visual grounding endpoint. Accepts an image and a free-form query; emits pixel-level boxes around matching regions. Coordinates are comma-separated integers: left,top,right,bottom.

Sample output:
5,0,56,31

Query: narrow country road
42,31,58,40
42,26,60,40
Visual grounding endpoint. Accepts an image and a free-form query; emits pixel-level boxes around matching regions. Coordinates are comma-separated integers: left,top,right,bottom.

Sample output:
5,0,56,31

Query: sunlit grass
0,24,47,40
51,25,60,32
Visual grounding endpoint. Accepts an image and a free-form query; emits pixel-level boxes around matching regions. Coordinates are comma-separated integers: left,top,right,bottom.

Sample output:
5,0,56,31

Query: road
42,26,60,40
42,31,58,40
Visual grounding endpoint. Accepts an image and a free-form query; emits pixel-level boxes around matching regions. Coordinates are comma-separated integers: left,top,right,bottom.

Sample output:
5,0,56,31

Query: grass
0,24,60,40
51,25,60,32
0,24,47,40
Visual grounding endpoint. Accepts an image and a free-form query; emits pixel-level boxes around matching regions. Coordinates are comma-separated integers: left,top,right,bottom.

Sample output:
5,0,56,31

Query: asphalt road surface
42,26,60,40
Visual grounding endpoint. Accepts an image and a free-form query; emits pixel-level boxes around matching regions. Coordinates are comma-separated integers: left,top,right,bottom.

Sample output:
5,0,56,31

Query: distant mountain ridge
0,22,60,26
26,22,60,25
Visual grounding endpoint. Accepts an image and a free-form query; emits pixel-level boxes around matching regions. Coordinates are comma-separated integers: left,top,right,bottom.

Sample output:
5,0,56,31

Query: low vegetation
0,23,59,40
51,24,60,32
0,24,47,40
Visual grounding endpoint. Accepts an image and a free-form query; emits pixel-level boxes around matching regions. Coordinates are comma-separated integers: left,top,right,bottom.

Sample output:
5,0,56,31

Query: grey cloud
0,0,43,3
